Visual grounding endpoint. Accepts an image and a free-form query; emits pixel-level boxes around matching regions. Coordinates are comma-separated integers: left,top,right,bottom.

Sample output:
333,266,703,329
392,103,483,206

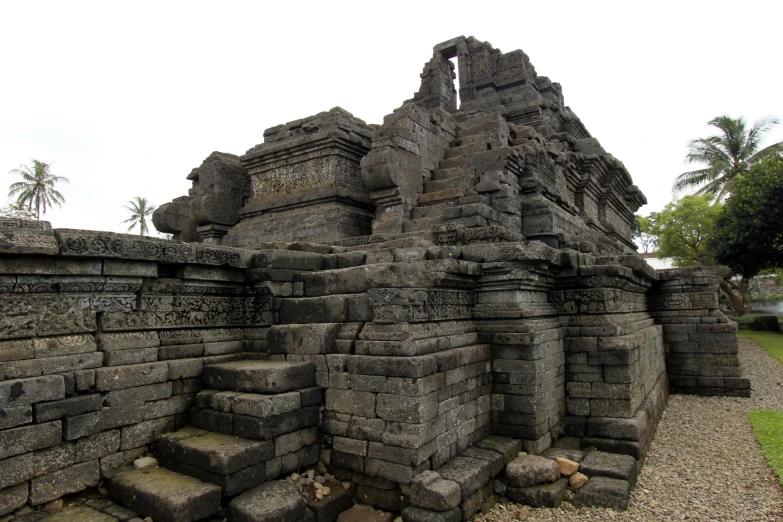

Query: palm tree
8,159,69,219
673,116,783,199
121,197,156,236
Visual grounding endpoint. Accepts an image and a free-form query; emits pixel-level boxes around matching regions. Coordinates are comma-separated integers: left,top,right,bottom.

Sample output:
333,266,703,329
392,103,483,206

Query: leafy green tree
711,155,783,312
7,159,69,219
653,194,750,314
655,195,720,266
121,197,156,236
673,116,783,199
633,213,658,253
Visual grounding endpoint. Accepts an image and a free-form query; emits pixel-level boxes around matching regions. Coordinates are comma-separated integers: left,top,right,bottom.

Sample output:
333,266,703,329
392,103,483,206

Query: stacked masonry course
0,36,749,521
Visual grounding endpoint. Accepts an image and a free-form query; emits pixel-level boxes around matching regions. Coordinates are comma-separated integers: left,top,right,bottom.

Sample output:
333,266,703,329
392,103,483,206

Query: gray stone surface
410,470,461,511
505,454,560,488
436,456,490,500
0,482,28,516
29,460,100,505
571,476,630,510
229,480,313,522
579,451,638,486
401,506,462,522
110,467,221,522
506,477,569,508
203,360,315,393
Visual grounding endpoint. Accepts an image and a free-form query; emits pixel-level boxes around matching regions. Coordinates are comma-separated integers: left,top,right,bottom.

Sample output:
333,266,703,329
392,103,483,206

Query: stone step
443,142,488,159
157,426,320,495
158,427,274,476
203,359,315,393
439,154,474,170
431,165,476,181
110,466,222,522
195,387,322,419
423,174,477,194
229,480,314,522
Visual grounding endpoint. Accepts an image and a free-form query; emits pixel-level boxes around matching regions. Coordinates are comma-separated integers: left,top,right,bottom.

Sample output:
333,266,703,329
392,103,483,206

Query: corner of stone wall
651,266,750,397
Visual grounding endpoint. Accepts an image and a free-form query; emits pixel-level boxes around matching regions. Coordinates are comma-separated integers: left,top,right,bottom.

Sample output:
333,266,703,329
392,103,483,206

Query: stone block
94,362,168,391
110,467,222,522
29,460,100,505
229,480,314,522
3,352,103,379
275,427,318,457
336,504,392,522
0,421,61,459
103,382,173,407
436,456,490,499
506,477,568,508
0,404,32,429
0,482,28,517
571,476,630,510
505,454,559,488
33,334,96,358
203,360,315,393
401,506,461,522
121,416,177,450
0,452,35,490
579,451,638,486
377,392,438,423
410,470,461,511
33,430,120,475
34,393,102,423
326,389,376,417
474,435,522,464
459,446,504,477
0,375,65,407
231,391,302,419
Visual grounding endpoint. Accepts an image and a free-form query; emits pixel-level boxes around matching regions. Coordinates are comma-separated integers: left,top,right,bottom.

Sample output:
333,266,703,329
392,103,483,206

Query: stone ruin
0,36,750,522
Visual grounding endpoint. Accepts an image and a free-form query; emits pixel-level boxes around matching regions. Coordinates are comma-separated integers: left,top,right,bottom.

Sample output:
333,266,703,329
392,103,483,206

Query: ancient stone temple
0,37,749,521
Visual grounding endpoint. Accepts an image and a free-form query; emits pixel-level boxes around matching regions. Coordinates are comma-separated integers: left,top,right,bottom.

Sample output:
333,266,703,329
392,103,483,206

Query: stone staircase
411,110,520,234
109,359,321,522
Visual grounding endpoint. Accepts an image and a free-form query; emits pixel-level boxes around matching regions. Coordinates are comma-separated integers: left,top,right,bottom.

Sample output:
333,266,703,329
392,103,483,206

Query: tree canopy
654,194,721,267
672,116,783,199
711,154,783,278
121,197,156,236
7,159,69,219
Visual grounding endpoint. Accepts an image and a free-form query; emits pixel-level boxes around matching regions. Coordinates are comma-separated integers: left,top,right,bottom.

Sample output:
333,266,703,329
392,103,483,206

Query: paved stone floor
480,339,783,522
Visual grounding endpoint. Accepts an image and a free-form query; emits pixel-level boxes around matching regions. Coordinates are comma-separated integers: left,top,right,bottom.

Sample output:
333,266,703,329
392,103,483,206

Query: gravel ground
477,339,783,522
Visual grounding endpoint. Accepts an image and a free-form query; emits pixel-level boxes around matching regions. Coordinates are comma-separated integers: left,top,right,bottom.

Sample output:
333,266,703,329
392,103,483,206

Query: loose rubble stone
569,472,588,490
555,457,579,476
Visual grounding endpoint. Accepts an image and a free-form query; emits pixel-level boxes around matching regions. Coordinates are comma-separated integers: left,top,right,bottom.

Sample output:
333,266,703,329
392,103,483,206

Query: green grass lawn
737,330,783,364
749,411,783,486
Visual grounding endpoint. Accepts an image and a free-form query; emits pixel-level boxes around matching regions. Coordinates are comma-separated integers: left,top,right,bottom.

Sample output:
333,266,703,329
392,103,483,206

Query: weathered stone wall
0,230,269,510
651,266,750,397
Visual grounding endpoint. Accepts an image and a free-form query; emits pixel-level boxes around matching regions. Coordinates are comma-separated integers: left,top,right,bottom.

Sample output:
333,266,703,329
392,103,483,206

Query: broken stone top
155,36,648,255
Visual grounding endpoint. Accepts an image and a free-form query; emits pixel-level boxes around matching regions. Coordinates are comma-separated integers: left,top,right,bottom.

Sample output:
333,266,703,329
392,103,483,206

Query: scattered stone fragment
132,457,158,470
555,457,579,476
569,472,588,490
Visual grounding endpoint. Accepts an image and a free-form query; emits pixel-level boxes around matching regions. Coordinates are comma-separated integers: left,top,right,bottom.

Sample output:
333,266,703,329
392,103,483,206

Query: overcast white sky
1,1,781,239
